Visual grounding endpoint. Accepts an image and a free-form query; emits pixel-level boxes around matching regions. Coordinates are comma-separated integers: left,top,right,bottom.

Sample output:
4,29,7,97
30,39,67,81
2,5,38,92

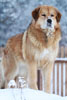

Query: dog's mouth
47,23,52,28
40,20,54,31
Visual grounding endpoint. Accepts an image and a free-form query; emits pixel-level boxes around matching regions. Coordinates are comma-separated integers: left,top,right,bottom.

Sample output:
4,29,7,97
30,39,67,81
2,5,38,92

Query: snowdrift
0,88,66,100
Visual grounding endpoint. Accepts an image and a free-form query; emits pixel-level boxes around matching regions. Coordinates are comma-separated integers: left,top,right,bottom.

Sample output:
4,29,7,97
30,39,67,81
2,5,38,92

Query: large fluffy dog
1,5,61,93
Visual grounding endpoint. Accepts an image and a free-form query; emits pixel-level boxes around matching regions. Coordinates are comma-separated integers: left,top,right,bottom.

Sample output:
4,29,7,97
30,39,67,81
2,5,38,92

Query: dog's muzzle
47,19,52,27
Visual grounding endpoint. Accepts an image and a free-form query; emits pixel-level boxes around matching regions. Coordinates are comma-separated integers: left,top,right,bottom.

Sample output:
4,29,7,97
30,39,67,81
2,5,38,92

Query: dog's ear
56,9,62,22
32,7,40,21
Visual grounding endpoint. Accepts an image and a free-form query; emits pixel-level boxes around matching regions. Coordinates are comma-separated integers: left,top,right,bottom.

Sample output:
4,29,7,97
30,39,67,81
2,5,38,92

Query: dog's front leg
28,62,38,90
42,63,53,93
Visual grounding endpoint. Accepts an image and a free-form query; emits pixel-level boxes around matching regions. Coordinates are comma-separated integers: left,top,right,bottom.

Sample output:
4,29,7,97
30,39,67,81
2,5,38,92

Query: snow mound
0,88,66,100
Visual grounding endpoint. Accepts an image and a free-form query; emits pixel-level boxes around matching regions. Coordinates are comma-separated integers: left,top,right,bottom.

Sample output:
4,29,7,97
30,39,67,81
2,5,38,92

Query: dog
0,5,61,93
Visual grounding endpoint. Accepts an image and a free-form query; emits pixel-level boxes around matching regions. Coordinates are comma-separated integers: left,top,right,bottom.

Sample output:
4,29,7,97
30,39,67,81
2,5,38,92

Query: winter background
0,0,67,46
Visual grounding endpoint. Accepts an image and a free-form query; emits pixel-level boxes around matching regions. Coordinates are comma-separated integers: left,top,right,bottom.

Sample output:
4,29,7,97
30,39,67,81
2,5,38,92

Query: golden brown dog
0,5,61,93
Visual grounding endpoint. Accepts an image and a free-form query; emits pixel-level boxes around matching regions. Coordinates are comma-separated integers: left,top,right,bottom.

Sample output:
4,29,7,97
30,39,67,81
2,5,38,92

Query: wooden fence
38,46,67,96
0,46,67,96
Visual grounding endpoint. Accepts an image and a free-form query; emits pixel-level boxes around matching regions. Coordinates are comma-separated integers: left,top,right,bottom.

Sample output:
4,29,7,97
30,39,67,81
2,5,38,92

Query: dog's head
32,5,61,32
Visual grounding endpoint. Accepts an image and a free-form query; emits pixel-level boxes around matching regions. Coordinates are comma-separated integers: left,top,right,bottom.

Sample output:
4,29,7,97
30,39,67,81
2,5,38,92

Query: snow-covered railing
38,57,67,97
56,58,67,62
53,58,67,96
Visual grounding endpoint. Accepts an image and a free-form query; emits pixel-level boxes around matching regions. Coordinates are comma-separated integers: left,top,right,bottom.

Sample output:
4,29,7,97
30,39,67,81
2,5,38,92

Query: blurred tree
0,0,67,46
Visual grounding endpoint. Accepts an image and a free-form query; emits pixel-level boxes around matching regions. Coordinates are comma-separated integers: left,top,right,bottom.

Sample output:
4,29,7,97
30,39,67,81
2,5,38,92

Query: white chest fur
35,47,57,62
40,49,49,59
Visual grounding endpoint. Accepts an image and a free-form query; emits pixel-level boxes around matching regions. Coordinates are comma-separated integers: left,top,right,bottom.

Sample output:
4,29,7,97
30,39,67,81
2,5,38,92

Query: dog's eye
51,14,54,17
42,14,46,17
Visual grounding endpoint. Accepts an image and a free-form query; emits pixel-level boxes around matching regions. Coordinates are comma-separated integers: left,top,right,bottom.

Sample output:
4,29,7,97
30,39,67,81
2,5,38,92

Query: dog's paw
17,77,27,88
8,80,17,88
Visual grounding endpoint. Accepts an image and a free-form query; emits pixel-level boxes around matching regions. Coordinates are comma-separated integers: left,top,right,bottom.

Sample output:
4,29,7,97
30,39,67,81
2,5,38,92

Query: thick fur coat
0,5,61,93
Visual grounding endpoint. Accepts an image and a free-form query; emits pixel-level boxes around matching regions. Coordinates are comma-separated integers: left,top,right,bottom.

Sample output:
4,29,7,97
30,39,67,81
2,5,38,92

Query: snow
56,58,67,61
0,88,66,100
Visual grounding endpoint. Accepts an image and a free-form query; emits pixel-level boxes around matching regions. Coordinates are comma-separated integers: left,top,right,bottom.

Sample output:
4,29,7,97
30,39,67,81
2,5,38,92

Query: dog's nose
47,19,52,24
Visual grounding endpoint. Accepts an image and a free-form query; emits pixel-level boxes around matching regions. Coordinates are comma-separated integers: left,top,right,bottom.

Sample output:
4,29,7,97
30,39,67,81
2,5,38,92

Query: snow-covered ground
0,74,67,100
0,88,66,100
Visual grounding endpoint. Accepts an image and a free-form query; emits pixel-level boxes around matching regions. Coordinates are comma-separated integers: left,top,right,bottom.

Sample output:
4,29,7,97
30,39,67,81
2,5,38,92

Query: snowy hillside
0,88,66,100
0,0,67,46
